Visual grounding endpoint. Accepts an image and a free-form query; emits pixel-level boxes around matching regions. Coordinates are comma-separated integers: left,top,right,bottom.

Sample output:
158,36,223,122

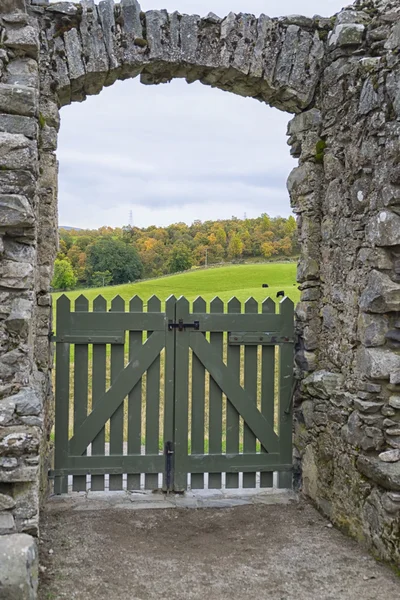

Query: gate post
173,297,191,492
277,298,295,489
163,295,177,491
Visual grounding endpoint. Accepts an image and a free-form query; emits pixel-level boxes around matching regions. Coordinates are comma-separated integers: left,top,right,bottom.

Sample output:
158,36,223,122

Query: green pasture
52,262,299,310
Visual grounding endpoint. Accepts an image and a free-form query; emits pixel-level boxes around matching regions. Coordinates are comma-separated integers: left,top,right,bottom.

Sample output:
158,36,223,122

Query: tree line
52,214,299,290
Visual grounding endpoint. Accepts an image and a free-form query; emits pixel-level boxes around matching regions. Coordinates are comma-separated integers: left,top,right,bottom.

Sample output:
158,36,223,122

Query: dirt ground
38,497,400,600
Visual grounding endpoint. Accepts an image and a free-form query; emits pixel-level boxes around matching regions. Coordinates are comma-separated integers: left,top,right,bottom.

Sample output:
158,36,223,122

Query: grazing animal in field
262,284,269,288
277,291,285,298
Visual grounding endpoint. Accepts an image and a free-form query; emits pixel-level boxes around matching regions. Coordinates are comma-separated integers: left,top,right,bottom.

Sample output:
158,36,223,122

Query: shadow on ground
39,497,400,600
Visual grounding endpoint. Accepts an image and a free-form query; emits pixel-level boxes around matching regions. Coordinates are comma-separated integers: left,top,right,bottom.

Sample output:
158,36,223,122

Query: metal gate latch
168,319,199,332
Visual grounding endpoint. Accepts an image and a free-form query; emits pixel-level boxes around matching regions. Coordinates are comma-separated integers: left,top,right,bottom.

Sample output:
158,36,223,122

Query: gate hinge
168,319,199,332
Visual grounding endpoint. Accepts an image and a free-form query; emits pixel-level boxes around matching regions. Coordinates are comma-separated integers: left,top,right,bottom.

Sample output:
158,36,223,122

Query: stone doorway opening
1,4,400,598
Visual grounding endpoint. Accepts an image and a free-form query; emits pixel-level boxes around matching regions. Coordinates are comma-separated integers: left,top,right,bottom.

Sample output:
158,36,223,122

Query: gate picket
260,298,275,488
91,295,107,491
72,295,89,492
145,296,161,490
208,297,224,489
109,296,125,490
243,298,258,489
191,297,206,490
127,296,143,491
225,297,241,489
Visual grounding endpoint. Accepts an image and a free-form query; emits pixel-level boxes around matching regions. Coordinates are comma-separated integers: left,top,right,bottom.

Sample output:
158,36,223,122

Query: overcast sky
54,0,347,230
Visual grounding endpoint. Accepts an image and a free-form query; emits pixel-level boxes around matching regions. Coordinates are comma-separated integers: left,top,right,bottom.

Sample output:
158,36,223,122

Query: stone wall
0,0,399,591
289,0,400,564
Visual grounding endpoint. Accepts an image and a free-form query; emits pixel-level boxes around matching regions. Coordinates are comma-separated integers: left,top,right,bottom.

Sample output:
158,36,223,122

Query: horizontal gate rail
189,313,286,333
182,454,293,473
55,312,166,342
50,455,164,477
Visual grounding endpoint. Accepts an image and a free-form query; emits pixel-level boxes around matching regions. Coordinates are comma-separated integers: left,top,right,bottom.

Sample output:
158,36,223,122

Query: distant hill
59,226,83,231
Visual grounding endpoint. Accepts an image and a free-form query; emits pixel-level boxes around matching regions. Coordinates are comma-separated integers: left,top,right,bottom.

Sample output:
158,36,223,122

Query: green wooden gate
51,294,294,493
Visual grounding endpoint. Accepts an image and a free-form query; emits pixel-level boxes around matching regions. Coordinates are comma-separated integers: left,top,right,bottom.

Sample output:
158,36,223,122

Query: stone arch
0,0,400,588
42,1,324,111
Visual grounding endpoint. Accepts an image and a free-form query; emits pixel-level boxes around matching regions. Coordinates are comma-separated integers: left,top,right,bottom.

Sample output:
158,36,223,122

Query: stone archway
0,0,400,584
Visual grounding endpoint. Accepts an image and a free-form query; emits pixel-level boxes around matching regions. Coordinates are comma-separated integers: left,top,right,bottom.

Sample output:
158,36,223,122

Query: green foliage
315,139,327,163
57,212,299,291
52,259,77,290
38,113,46,129
86,237,143,285
168,244,193,273
91,271,113,287
134,38,148,47
228,234,244,259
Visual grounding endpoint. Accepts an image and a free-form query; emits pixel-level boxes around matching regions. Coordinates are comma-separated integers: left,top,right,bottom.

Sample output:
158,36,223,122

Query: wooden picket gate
51,294,294,493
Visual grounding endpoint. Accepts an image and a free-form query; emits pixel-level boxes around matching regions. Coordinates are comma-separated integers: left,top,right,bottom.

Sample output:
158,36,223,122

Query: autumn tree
228,234,244,260
168,244,193,273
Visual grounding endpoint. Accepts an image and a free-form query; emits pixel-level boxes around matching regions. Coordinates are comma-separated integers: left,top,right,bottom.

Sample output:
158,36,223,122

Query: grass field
53,262,299,309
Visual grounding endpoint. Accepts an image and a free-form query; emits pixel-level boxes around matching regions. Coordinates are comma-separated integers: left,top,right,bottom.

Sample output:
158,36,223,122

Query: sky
53,0,348,230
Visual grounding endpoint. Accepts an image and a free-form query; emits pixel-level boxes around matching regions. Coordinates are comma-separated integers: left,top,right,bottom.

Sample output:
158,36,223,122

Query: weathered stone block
0,85,38,117
0,1,26,13
0,534,38,600
6,58,39,89
4,25,39,59
357,313,388,347
302,370,344,400
46,2,78,15
0,133,37,171
0,114,37,138
359,270,400,313
366,210,400,246
5,298,32,337
357,455,400,491
0,170,36,198
353,398,383,413
0,492,16,510
0,426,40,457
379,450,400,464
389,396,400,410
0,511,15,533
297,257,319,282
0,260,34,289
357,347,400,380
328,23,365,47
0,464,38,483
0,195,34,228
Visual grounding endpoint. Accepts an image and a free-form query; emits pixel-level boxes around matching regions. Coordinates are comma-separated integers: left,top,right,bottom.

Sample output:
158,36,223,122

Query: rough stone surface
0,533,38,599
0,0,398,584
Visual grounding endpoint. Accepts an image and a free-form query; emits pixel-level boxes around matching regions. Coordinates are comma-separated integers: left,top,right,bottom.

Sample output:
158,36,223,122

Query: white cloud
55,0,348,229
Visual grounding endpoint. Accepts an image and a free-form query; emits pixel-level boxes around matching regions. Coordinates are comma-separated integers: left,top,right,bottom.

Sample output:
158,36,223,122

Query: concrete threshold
46,487,297,512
